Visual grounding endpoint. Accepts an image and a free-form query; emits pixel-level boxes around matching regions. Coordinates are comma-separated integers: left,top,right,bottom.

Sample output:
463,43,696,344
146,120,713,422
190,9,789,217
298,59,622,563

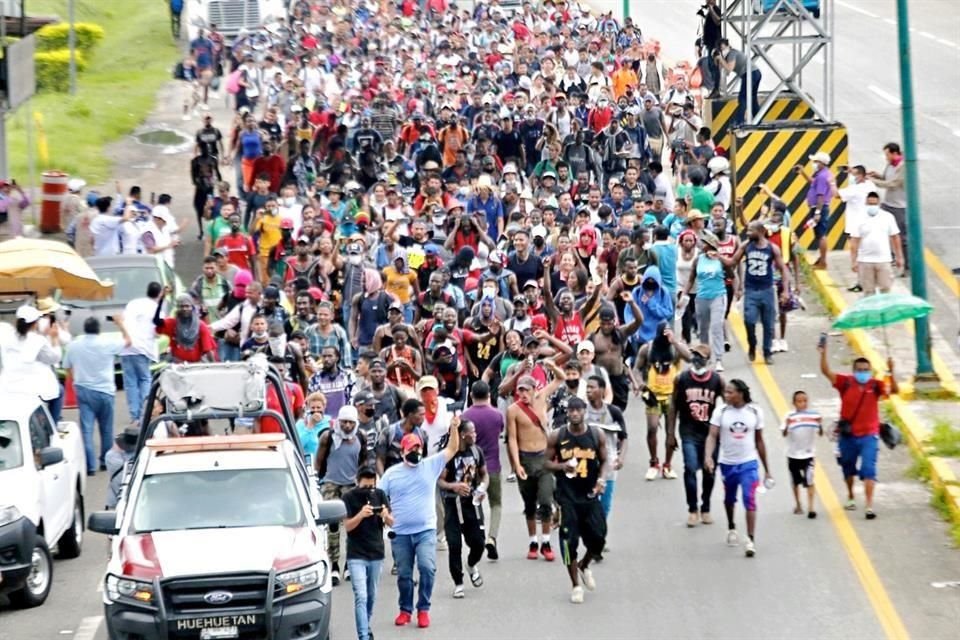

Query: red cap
401,433,423,452
280,218,295,229
307,287,324,302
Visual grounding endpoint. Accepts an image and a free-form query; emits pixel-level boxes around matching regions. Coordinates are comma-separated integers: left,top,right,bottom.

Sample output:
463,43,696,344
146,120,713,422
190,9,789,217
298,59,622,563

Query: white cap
16,305,41,323
338,405,359,423
67,178,86,193
809,151,831,165
577,340,595,353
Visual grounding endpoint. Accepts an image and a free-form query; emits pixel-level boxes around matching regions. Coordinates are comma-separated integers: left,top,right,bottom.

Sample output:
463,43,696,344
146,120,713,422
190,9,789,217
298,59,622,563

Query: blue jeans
600,479,616,519
734,68,762,125
347,558,383,640
682,437,718,514
218,340,241,363
392,529,437,613
75,386,115,473
46,383,64,423
743,287,776,358
121,354,152,423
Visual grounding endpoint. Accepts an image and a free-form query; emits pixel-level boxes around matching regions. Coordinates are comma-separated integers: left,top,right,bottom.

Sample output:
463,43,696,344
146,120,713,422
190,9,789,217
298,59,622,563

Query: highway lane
3,300,960,639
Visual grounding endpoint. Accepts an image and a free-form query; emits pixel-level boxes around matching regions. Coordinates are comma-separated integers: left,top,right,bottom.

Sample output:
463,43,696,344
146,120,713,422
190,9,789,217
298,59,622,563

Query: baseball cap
338,405,359,423
577,340,595,353
523,279,540,290
369,359,386,371
353,389,375,405
212,247,228,257
388,300,404,312
15,305,41,324
401,433,423,452
516,375,537,390
691,343,711,359
599,307,616,321
263,285,281,300
416,375,440,392
523,335,540,348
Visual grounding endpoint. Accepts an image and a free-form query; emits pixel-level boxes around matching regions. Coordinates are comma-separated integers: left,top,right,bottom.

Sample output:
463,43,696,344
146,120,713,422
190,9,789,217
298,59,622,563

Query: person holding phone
343,466,394,640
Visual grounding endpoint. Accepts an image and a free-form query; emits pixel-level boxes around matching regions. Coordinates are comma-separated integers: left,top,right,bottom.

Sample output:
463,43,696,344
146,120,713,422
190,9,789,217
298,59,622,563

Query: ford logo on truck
203,590,234,605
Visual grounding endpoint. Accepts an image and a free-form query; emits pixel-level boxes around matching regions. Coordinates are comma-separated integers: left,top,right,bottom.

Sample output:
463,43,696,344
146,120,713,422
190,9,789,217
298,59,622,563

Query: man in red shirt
216,213,256,273
819,341,897,519
154,293,218,363
252,141,286,194
259,356,305,434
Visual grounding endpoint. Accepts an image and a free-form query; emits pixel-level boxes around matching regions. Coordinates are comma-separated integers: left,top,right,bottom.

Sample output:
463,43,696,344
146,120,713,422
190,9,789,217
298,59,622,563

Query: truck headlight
105,574,155,606
276,562,326,597
0,505,22,527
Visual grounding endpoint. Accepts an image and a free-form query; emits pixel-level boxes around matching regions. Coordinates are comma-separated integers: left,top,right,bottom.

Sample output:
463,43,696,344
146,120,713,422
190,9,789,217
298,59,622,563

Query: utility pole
894,0,934,377
68,0,77,95
622,0,629,21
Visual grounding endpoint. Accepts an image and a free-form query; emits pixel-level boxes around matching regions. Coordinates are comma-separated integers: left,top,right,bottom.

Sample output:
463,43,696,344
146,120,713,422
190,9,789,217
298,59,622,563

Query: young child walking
782,390,823,518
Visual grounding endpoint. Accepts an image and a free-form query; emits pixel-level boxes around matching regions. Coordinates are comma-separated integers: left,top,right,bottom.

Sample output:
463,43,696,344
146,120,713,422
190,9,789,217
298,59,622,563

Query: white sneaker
645,465,660,481
570,585,585,604
726,530,739,546
780,339,789,353
745,539,756,557
453,584,465,599
437,536,448,551
661,465,678,480
578,565,596,591
715,361,725,372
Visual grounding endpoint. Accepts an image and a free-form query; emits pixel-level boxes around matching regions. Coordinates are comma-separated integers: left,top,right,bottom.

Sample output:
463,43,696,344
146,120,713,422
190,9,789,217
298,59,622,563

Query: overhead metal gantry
721,0,835,123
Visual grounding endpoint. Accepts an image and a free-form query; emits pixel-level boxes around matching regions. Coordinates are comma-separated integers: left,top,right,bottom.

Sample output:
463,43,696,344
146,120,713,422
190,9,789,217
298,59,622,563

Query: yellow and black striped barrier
704,93,816,152
731,122,849,251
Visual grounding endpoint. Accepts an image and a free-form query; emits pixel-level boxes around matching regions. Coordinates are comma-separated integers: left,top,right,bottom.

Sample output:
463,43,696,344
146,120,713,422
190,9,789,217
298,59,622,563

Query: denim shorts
838,434,879,481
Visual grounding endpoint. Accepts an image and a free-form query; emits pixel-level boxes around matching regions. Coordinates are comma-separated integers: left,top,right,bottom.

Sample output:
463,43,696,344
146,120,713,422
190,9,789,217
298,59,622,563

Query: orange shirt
612,67,639,100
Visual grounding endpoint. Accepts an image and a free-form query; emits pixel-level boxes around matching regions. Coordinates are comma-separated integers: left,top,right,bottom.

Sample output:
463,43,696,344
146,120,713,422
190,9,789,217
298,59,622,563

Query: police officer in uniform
544,396,610,604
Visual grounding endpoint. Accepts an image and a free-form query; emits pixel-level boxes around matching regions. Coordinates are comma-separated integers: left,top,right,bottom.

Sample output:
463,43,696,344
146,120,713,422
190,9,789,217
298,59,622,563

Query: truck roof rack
146,433,286,455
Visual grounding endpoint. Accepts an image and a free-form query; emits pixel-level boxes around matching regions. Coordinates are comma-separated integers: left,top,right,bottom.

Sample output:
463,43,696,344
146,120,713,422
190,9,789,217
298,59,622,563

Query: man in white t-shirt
705,379,771,558
838,166,878,292
120,282,162,423
849,191,903,296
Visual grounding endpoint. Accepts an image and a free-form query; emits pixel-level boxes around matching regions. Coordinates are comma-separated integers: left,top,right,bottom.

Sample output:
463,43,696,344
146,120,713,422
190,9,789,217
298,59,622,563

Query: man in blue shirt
380,418,461,630
63,316,131,476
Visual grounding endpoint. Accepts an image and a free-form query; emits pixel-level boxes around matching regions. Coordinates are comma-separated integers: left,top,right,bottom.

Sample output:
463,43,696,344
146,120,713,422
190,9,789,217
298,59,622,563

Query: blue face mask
854,371,872,385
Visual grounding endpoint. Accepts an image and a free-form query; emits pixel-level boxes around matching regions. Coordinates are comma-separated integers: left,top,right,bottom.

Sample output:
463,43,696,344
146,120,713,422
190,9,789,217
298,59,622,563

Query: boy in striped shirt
782,391,823,518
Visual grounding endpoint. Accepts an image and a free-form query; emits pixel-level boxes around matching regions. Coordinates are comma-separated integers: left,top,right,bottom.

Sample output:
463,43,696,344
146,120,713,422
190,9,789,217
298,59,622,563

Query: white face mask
252,330,267,340
348,254,362,265
283,196,295,207
866,205,880,217
482,286,496,298
691,365,708,376
268,335,287,355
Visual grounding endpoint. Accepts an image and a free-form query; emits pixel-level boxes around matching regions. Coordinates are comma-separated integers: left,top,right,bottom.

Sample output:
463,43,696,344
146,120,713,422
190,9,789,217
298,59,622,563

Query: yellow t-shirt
254,212,282,256
647,363,678,399
383,265,416,304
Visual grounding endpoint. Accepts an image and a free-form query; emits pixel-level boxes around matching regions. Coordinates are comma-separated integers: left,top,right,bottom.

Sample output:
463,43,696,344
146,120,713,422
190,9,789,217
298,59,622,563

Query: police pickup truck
0,393,86,608
88,357,345,640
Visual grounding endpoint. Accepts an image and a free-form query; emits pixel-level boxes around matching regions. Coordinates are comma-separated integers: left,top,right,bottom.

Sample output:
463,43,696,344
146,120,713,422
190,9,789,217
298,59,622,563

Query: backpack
225,68,242,95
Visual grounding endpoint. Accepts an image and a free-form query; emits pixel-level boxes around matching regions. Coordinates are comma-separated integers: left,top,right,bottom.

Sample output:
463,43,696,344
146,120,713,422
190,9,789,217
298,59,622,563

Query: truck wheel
57,496,84,559
9,536,53,608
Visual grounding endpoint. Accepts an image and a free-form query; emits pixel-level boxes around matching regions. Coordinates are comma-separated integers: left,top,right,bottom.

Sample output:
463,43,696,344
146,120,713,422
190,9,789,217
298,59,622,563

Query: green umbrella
833,293,933,353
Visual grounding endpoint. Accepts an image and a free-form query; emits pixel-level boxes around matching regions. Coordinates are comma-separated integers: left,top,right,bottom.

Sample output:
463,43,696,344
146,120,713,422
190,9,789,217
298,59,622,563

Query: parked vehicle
0,393,86,608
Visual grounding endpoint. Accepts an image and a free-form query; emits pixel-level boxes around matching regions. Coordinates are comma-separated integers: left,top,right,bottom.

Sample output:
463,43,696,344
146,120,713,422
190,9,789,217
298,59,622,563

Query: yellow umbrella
0,237,114,301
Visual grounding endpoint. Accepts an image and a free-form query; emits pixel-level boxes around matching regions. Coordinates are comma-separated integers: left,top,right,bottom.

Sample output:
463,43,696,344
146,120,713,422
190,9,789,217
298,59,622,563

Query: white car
0,393,86,608
88,359,345,640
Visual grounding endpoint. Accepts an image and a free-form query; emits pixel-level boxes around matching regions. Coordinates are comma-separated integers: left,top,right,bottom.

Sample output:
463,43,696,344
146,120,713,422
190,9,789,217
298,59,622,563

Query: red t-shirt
553,313,585,347
156,319,217,363
217,234,255,271
261,382,304,434
833,373,883,437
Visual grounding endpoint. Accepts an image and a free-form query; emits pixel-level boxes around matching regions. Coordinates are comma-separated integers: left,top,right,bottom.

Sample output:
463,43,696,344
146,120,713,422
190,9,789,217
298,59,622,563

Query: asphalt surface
3,2,960,638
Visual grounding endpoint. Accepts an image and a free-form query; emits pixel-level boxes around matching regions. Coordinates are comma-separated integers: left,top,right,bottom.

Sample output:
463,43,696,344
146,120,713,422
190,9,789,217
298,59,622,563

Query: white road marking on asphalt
918,31,937,41
73,616,103,640
836,0,879,19
883,18,896,25
931,580,960,588
936,38,957,48
919,114,960,138
868,85,901,106
928,226,960,230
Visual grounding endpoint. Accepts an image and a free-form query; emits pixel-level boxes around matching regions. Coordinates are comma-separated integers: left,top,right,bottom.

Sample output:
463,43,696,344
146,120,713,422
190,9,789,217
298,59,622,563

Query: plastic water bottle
472,487,486,507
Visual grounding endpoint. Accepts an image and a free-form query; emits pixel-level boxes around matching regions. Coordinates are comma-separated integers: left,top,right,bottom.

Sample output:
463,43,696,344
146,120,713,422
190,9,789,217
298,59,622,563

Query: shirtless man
506,366,565,562
588,294,644,411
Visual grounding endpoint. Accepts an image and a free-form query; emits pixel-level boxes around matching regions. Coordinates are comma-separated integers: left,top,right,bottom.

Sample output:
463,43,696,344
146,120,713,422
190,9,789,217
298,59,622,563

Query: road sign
1,32,35,109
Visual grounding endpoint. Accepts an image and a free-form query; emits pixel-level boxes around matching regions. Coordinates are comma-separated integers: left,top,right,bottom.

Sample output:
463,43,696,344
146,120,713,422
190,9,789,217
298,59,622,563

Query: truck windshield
132,468,303,532
0,420,24,470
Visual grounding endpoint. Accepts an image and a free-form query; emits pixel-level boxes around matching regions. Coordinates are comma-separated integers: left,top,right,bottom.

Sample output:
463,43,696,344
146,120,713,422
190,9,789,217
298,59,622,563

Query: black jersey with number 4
673,370,724,440
555,425,602,504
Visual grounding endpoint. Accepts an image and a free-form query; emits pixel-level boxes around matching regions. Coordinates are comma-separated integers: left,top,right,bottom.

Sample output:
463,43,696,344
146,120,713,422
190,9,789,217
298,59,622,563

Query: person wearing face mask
461,381,505,560
316,405,371,586
819,340,896,518
625,265,674,350
342,465,394,640
795,151,836,269
379,416,460,629
154,291,217,363
240,314,271,352
848,191,904,296
295,392,330,463
666,343,725,528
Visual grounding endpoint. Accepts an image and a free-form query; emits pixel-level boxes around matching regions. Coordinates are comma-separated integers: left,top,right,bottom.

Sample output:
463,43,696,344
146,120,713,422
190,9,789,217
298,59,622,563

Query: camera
371,505,384,514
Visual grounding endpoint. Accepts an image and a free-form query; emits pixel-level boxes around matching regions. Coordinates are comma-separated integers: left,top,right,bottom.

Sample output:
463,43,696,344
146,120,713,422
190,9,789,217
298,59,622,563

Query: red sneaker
526,541,539,560
417,610,431,628
395,611,412,626
540,542,556,562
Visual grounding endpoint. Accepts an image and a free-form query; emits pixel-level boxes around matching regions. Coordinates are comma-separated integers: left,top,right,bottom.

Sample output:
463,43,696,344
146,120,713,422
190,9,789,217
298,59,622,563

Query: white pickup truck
0,393,86,608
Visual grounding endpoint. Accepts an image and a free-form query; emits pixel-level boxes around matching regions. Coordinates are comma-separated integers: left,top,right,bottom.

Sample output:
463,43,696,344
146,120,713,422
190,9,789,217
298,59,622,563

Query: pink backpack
225,69,242,95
